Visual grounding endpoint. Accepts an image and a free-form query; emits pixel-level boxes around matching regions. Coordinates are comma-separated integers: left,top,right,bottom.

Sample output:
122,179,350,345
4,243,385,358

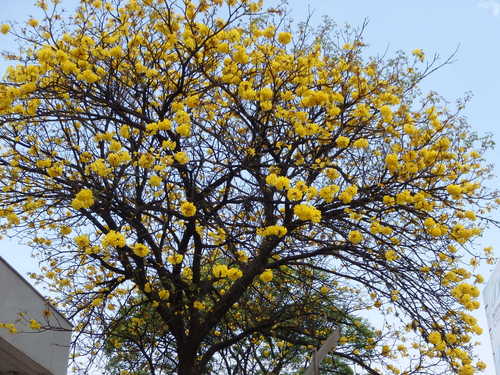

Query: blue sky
1,0,500,373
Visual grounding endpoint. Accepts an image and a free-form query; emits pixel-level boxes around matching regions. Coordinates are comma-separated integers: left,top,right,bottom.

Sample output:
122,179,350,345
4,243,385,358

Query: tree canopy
0,0,499,374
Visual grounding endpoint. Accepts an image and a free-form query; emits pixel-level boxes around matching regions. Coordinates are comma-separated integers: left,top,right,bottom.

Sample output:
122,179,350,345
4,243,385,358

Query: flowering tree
0,0,499,374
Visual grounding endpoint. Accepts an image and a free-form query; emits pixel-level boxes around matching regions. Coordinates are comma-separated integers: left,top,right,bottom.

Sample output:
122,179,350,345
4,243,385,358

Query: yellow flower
71,189,94,210
348,230,363,244
29,319,41,330
138,153,155,168
59,226,72,236
325,168,340,180
47,164,63,177
476,361,487,370
335,136,350,148
259,87,273,101
217,42,229,53
167,253,183,265
1,24,11,34
148,175,162,187
193,301,206,310
293,204,321,223
182,267,193,280
236,250,249,263
265,173,278,186
80,152,92,163
162,140,176,150
384,249,398,261
132,243,150,257
319,185,340,203
180,201,196,217
412,48,425,62
259,269,273,282
158,119,172,130
146,122,159,134
4,323,17,334
212,264,229,278
80,69,99,83
27,18,39,27
379,105,393,123
320,286,330,294
7,213,20,225
256,225,288,238
446,184,463,198
277,32,292,44
119,125,130,138
427,331,442,345
158,289,170,300
287,187,303,201
89,159,111,176
74,234,90,248
61,60,77,74
265,173,291,191
174,151,189,165
36,158,52,168
263,26,276,39
101,230,126,248
176,123,191,137
352,138,369,148
385,153,398,166
339,186,358,204
108,46,123,58
403,123,417,135
227,267,243,280
107,151,131,166
109,140,121,152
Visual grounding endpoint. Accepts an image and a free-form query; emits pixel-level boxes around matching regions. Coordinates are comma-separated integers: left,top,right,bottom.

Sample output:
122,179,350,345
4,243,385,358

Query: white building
484,261,500,375
0,256,72,375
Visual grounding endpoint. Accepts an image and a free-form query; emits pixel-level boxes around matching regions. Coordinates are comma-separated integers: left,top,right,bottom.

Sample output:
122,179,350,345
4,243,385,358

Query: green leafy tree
101,266,376,375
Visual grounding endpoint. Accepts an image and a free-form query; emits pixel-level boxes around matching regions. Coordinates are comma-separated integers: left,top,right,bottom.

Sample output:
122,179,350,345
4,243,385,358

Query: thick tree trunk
178,361,201,375
178,343,202,375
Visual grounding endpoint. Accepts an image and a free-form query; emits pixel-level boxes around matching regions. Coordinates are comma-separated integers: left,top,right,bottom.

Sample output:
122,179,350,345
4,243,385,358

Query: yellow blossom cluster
293,204,321,223
259,269,273,282
74,234,90,248
256,225,287,237
451,283,480,311
101,231,126,248
0,322,17,334
348,230,363,244
265,173,290,191
212,264,243,280
167,253,183,265
132,243,150,257
180,201,196,217
338,185,358,204
71,189,94,210
158,289,170,300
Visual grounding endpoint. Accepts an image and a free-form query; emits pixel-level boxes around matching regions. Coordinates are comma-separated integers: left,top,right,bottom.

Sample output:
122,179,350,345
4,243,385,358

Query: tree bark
178,343,202,375
178,361,201,375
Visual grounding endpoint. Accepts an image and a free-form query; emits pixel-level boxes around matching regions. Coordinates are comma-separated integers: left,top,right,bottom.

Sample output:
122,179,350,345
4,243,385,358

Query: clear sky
1,1,500,374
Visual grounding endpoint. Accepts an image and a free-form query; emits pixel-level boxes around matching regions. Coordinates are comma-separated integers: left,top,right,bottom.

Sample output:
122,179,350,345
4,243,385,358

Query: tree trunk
178,344,201,375
178,361,201,375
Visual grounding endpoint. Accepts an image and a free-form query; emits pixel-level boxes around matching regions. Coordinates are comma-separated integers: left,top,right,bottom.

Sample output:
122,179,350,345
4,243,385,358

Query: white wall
0,257,72,375
484,262,500,375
